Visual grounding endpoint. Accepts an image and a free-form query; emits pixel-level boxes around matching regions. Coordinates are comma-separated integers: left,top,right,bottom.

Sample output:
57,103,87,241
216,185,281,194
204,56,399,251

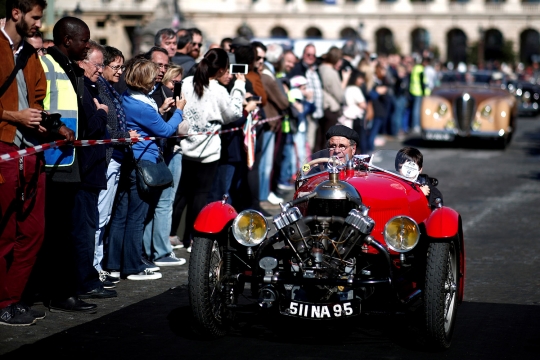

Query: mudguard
424,206,460,239
425,207,465,303
194,201,238,234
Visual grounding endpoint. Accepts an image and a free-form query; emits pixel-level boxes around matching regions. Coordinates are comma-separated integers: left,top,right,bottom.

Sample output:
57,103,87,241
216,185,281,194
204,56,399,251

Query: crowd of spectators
1,0,537,326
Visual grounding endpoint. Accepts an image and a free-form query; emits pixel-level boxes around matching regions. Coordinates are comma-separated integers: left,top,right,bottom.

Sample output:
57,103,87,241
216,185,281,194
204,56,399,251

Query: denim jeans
106,167,148,275
391,96,408,136
209,163,235,204
94,158,122,272
292,130,307,175
367,117,385,153
259,130,275,201
278,134,295,186
142,150,182,261
411,95,422,130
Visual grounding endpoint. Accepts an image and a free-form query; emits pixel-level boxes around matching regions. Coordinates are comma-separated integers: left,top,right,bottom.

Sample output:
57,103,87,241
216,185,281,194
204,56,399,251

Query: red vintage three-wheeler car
188,150,465,350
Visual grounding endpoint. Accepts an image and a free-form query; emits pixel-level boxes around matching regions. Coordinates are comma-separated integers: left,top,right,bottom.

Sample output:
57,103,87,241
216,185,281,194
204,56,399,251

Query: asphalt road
1,115,540,359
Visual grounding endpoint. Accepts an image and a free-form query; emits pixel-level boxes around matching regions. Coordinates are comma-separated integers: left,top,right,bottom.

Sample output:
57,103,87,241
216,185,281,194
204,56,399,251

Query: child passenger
395,147,443,208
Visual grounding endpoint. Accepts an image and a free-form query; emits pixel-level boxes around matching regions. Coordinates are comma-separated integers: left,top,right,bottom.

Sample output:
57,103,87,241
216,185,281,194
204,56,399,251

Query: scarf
97,76,127,133
126,88,159,111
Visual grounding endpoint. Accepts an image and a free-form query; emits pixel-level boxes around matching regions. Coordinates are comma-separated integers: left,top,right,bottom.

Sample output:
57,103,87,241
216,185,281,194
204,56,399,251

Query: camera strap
0,42,32,98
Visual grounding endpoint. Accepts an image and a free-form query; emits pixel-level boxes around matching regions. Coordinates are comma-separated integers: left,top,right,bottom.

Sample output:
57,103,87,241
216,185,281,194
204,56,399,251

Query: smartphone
247,95,262,102
230,64,248,74
173,81,182,99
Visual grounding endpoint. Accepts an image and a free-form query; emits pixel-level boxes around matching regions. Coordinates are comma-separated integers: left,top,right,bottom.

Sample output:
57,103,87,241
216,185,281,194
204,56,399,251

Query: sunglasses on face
191,42,202,48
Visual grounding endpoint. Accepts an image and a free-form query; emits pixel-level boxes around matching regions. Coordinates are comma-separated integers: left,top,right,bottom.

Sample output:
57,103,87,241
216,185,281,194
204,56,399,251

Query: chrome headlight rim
232,209,269,247
480,105,492,118
437,103,448,116
383,215,420,253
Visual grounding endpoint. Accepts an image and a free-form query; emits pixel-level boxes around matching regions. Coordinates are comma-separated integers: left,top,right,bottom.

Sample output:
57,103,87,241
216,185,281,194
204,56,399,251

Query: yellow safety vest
409,64,430,97
40,54,78,167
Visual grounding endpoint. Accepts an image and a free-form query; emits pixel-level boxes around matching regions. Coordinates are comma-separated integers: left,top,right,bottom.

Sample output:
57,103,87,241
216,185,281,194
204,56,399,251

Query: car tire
188,236,232,338
423,241,459,350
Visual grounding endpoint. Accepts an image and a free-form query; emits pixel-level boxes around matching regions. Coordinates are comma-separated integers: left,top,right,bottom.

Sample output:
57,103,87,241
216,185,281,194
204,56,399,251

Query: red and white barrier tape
0,115,282,163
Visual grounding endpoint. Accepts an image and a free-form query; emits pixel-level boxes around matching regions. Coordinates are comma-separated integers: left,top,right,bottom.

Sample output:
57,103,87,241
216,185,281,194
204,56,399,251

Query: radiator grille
454,94,476,131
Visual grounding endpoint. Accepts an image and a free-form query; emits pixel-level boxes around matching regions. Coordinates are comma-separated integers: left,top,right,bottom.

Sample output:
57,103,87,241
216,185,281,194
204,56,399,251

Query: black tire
424,241,459,350
188,237,231,338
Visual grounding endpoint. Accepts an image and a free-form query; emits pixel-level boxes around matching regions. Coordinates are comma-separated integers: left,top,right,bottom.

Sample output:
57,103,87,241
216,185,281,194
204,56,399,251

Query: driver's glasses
328,144,350,152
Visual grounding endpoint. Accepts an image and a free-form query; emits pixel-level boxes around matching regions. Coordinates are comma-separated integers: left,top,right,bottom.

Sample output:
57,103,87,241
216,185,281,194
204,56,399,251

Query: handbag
134,154,173,194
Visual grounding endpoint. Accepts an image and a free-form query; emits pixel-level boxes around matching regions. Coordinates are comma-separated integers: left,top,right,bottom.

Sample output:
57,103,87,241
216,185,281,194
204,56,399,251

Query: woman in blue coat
105,58,186,280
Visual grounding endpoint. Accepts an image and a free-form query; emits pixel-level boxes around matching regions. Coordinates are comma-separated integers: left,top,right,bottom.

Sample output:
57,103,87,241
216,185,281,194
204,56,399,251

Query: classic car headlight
480,105,492,118
384,216,420,253
437,103,448,116
232,210,268,247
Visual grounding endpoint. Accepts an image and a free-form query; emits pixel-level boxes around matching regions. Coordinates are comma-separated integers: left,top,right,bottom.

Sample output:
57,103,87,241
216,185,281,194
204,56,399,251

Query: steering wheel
305,157,331,167
302,157,345,174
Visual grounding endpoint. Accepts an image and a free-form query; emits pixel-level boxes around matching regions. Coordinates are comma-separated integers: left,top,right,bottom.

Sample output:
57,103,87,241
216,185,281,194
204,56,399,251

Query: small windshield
298,149,422,184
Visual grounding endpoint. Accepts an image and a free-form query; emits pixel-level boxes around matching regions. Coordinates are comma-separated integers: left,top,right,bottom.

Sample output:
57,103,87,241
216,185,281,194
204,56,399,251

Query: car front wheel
188,237,231,338
424,241,459,349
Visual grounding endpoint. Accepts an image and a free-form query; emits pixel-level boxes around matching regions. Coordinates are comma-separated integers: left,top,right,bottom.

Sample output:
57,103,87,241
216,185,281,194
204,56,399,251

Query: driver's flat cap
326,125,360,146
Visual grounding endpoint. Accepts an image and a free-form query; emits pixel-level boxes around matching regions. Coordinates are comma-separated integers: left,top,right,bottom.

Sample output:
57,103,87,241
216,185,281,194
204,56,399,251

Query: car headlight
232,210,268,247
480,105,492,118
437,103,448,116
384,216,420,253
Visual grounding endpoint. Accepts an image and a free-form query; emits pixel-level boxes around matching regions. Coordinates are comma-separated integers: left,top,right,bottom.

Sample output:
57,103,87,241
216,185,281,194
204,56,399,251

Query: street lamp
478,26,485,70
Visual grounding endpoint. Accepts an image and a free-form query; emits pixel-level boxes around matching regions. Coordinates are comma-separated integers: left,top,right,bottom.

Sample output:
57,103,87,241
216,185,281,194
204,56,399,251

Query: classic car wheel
189,237,231,338
424,241,459,349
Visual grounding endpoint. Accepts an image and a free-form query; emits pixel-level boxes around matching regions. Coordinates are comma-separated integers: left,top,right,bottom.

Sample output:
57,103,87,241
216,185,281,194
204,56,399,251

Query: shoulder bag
133,152,173,195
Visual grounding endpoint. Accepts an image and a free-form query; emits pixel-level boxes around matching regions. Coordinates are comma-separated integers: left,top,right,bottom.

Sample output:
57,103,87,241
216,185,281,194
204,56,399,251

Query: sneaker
108,270,120,278
99,270,120,284
141,257,160,272
0,304,37,326
169,235,184,249
186,246,192,253
126,269,162,280
14,303,46,320
277,183,295,191
267,192,284,205
154,253,186,266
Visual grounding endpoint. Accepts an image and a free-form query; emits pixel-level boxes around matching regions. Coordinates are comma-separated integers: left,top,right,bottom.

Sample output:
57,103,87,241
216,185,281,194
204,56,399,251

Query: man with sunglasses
187,27,203,61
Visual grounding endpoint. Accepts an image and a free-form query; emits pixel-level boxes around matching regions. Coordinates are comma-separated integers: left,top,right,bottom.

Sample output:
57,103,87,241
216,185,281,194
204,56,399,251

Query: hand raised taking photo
175,93,187,111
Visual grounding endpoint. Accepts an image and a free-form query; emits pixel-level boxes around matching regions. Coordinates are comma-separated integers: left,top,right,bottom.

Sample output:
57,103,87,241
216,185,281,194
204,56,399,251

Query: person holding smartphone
171,48,246,251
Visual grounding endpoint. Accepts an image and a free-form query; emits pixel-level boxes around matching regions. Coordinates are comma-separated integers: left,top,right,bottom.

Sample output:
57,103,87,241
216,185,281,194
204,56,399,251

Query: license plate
281,300,360,319
425,132,453,141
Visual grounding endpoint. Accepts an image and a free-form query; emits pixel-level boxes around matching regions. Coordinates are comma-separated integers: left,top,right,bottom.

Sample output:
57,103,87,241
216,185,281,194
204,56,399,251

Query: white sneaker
109,271,120,278
127,269,162,280
187,246,192,253
154,253,186,266
169,235,184,249
267,192,284,205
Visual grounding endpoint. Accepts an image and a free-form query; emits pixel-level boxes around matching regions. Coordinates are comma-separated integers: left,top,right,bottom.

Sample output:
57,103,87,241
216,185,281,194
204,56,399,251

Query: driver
325,124,359,162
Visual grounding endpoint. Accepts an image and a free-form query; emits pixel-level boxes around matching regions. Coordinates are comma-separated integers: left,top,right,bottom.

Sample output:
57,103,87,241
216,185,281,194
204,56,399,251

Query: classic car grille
454,95,476,131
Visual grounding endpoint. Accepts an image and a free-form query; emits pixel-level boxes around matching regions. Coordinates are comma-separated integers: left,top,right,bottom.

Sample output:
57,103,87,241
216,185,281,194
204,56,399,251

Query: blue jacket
122,92,183,163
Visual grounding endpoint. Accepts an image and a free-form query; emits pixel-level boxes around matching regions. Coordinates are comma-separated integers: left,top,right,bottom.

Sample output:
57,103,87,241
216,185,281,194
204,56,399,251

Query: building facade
49,0,540,64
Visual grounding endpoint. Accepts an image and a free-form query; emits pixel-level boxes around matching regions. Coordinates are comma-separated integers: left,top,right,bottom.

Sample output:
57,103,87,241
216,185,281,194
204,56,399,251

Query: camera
230,64,248,74
41,111,63,132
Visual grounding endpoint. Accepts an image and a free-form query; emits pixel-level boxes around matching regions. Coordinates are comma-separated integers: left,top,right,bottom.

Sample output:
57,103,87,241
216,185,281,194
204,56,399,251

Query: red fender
425,207,466,304
424,206,460,239
194,201,238,234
